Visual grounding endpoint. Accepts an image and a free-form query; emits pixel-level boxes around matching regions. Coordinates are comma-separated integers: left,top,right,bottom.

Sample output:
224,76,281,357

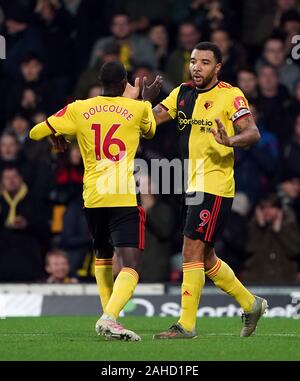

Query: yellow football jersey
161,81,251,197
30,97,156,207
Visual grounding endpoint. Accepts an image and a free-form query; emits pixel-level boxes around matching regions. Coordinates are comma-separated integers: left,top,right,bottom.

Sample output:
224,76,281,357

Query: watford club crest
204,101,213,109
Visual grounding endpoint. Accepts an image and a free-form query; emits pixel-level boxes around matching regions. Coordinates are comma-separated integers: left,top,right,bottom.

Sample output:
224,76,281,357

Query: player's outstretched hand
49,135,68,153
123,78,140,99
212,118,231,147
142,75,163,102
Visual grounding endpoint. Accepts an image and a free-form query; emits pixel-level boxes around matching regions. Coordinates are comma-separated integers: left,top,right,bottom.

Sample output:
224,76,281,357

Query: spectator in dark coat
279,114,300,180
244,193,300,284
0,166,49,282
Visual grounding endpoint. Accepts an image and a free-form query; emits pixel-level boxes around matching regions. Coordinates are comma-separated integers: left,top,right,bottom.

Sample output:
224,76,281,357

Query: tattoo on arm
231,114,260,147
234,115,256,135
153,104,163,116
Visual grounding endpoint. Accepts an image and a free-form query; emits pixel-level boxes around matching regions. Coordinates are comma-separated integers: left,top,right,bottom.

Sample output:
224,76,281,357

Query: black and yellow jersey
160,81,251,197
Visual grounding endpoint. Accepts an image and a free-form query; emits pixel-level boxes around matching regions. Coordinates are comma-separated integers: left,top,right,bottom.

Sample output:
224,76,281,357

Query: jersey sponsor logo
232,108,251,122
178,111,213,131
233,96,247,110
204,100,213,109
55,105,68,117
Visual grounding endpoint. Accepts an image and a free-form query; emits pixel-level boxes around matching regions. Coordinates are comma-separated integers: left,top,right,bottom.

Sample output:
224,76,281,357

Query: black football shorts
84,206,146,250
183,192,233,246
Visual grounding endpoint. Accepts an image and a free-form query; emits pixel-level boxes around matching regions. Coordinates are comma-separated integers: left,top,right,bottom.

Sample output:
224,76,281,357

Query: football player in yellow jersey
150,42,268,339
30,61,162,341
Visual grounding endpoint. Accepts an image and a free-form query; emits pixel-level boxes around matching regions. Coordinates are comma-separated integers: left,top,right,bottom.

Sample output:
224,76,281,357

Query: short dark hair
238,67,257,77
259,193,282,209
193,42,222,64
1,164,23,179
46,248,69,266
98,61,127,86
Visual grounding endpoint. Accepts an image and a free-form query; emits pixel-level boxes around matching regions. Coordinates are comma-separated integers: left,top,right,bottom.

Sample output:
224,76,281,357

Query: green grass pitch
0,316,299,361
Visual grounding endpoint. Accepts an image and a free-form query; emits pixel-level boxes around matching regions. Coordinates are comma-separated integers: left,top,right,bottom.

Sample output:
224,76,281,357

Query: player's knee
95,245,113,259
116,248,142,274
182,237,205,262
204,248,218,270
122,255,141,272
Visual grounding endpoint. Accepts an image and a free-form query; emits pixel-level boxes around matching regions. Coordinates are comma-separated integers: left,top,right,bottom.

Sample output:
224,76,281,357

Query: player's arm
30,103,77,152
212,90,260,148
140,101,156,139
152,86,181,125
231,115,260,147
212,115,260,148
29,120,54,140
152,104,172,125
29,120,68,152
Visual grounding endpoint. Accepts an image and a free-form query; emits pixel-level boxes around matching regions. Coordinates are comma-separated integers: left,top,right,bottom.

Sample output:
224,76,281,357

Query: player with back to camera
30,61,162,341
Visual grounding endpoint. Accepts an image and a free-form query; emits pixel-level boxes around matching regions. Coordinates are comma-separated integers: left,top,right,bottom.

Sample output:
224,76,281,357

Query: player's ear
215,63,222,76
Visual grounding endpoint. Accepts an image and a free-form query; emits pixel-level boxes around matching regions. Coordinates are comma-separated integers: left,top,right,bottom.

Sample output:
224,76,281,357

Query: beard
194,68,216,89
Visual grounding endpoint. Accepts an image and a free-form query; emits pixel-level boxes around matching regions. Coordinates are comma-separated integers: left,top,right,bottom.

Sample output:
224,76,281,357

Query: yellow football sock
105,267,139,320
206,259,255,312
95,258,114,312
178,262,205,332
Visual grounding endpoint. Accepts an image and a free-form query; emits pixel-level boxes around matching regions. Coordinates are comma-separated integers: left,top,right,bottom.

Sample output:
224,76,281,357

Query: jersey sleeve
227,87,251,123
140,101,156,139
46,102,77,136
160,86,181,119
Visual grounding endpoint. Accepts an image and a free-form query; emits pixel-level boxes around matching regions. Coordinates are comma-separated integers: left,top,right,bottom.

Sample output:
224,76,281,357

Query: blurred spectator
138,176,175,282
0,131,33,184
244,193,300,284
131,65,170,103
8,114,31,145
2,4,45,79
234,103,278,204
34,0,75,77
257,64,291,140
60,195,92,275
279,9,300,59
210,29,247,83
279,114,300,180
0,166,48,282
6,53,68,119
257,36,300,93
89,13,157,72
74,42,119,100
50,143,83,205
45,248,78,283
288,79,300,122
114,0,171,33
277,175,300,222
148,23,169,71
7,113,52,165
237,68,259,103
216,192,250,274
165,21,200,86
242,0,299,47
170,0,235,36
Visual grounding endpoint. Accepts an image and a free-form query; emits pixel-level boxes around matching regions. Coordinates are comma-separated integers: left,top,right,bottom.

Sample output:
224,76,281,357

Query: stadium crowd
0,0,300,284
